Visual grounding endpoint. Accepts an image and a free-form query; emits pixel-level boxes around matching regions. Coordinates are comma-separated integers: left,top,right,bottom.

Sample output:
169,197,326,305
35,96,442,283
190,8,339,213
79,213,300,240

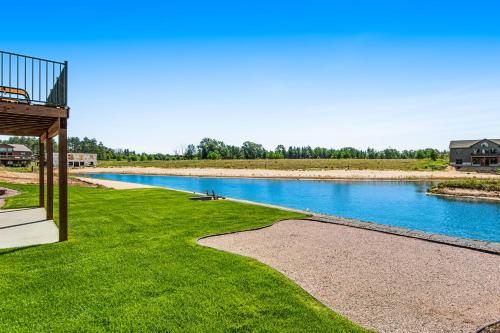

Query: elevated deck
0,50,69,243
0,50,68,137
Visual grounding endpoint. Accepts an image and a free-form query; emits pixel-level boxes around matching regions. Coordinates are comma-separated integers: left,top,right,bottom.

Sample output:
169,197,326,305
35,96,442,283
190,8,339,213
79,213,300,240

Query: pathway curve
199,219,500,333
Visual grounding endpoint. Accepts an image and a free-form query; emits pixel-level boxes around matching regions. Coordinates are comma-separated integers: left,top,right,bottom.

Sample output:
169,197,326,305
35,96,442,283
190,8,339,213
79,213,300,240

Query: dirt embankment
0,171,94,186
429,187,500,202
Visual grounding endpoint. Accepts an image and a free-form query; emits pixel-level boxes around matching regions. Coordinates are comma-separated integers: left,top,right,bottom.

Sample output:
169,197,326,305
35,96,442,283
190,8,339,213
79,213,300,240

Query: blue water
88,173,500,243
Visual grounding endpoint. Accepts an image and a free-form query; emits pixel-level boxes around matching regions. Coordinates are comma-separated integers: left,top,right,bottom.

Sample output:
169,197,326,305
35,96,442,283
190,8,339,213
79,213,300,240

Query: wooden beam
0,101,68,118
0,110,58,136
0,128,43,136
58,118,68,241
0,122,55,134
0,123,52,131
0,117,54,124
0,114,56,122
46,135,54,220
40,120,60,143
39,137,45,208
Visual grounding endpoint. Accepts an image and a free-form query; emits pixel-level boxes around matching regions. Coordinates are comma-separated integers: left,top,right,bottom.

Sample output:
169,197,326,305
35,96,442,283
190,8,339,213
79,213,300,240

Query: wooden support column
46,134,54,220
38,137,45,208
58,118,68,241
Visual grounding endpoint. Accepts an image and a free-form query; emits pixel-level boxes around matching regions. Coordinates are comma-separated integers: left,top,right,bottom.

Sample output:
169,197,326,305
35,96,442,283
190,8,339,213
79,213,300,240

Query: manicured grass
98,158,448,171
430,179,500,192
0,183,370,332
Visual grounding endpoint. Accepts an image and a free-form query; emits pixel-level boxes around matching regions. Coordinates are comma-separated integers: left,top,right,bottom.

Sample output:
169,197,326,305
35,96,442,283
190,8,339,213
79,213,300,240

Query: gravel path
0,187,18,208
199,220,500,333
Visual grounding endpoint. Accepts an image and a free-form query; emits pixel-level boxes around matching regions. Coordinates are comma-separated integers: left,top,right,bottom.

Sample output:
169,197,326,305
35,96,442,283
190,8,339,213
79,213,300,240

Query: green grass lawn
0,183,370,332
98,158,448,171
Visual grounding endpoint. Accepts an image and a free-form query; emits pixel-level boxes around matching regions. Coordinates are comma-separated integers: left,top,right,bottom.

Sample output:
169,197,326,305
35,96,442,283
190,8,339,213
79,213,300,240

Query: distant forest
1,136,448,161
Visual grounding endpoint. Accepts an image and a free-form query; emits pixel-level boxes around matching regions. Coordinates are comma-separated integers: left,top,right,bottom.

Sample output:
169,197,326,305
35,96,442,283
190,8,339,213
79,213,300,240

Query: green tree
207,151,222,160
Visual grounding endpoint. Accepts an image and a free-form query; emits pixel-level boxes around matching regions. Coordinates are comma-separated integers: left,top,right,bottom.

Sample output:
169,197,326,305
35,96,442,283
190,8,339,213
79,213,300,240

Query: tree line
185,138,447,160
1,136,448,161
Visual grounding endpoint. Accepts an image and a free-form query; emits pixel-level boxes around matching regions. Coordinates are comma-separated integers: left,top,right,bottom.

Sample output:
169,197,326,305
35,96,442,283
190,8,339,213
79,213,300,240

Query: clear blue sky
3,1,500,152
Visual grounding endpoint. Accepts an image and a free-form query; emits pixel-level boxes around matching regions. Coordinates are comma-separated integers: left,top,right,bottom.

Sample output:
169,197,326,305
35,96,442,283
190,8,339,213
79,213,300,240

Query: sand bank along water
74,166,500,180
74,177,156,190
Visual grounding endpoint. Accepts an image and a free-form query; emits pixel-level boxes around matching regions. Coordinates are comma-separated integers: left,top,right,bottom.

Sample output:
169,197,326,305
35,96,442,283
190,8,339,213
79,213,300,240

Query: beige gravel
0,187,18,208
199,220,500,333
74,166,500,180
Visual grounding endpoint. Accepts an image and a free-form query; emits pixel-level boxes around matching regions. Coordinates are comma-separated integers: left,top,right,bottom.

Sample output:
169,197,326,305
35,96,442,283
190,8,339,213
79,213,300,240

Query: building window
456,159,463,165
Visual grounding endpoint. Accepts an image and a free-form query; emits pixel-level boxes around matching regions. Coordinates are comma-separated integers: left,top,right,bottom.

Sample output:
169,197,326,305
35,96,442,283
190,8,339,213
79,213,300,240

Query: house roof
8,144,32,152
450,139,500,149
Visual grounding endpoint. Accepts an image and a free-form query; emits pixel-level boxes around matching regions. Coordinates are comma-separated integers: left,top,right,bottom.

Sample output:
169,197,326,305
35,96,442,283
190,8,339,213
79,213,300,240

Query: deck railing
0,50,67,107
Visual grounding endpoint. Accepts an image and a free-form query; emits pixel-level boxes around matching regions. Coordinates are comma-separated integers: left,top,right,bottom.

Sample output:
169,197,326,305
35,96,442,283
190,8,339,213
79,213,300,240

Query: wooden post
46,135,54,220
38,137,45,208
58,118,68,241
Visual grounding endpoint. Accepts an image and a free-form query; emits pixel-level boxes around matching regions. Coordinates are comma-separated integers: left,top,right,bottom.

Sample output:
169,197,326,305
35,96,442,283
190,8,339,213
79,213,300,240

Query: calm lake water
88,173,500,243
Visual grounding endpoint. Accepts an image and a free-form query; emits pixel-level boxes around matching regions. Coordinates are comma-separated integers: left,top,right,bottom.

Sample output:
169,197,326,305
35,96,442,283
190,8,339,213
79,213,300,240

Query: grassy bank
0,183,369,332
97,158,448,171
0,164,37,173
430,179,500,192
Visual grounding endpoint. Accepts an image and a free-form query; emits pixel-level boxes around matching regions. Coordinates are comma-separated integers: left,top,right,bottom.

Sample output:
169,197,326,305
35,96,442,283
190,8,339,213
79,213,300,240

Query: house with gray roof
0,143,33,167
449,139,500,168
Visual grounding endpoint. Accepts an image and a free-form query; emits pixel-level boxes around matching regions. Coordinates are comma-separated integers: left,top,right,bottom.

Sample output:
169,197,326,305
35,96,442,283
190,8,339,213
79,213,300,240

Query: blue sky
2,1,500,152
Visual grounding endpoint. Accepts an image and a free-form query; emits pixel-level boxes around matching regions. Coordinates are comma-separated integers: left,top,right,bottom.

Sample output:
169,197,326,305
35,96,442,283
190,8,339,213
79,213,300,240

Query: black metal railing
0,50,67,107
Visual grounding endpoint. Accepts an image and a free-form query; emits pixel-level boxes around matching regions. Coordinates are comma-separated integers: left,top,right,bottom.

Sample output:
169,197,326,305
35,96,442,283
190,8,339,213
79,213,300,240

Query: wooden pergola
0,51,69,241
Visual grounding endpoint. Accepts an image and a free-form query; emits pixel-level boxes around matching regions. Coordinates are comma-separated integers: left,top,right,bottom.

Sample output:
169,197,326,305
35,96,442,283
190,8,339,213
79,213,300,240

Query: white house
54,153,97,167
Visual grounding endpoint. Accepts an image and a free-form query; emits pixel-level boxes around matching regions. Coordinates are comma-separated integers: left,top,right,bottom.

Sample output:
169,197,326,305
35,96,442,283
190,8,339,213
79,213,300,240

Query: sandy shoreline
74,177,157,190
73,166,500,180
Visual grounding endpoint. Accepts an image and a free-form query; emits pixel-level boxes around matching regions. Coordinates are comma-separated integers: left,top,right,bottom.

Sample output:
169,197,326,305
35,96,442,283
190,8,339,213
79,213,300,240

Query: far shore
72,166,500,181
428,182,500,202
428,189,500,202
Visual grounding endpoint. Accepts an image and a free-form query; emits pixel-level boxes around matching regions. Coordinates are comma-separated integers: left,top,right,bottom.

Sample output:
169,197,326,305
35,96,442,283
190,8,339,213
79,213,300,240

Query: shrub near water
433,179,500,192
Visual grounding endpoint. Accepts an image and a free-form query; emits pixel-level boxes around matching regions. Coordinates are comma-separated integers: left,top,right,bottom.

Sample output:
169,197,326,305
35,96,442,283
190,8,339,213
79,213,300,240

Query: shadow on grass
0,244,42,256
